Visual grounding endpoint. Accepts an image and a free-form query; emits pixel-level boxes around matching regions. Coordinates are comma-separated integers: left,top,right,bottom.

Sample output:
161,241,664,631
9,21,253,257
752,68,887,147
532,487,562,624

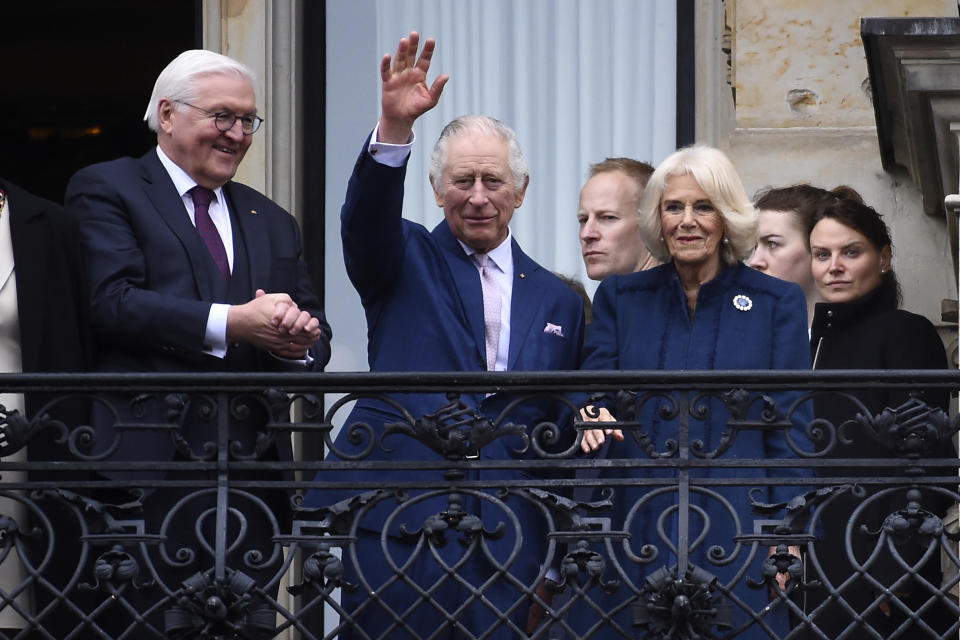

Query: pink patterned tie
474,253,501,371
189,186,230,282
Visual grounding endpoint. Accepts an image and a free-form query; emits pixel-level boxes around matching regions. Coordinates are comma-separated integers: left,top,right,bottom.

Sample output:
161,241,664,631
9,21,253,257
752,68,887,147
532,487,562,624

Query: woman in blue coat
574,145,810,639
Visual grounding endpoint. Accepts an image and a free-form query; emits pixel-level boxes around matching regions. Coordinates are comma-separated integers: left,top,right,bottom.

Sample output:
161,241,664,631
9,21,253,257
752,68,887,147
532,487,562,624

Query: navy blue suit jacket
331,136,584,461
310,135,584,637
65,150,330,464
314,137,583,521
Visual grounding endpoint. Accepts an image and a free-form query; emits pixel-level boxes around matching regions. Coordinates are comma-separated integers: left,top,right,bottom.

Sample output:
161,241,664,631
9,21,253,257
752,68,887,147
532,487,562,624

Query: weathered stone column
203,0,302,221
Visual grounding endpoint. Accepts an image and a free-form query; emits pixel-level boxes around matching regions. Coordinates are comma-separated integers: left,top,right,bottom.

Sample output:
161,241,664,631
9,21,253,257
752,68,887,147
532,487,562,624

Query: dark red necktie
189,186,230,282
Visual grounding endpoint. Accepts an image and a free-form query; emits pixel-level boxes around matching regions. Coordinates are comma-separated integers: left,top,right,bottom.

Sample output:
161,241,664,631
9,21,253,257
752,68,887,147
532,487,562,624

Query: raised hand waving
377,31,449,144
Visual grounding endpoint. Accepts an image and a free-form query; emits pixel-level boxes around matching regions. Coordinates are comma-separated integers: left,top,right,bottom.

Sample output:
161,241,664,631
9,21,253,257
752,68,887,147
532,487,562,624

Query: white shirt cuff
368,122,414,167
269,350,314,367
204,303,230,358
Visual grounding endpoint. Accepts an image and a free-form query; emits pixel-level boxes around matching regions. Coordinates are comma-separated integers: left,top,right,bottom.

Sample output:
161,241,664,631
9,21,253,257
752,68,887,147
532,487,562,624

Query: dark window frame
676,0,696,148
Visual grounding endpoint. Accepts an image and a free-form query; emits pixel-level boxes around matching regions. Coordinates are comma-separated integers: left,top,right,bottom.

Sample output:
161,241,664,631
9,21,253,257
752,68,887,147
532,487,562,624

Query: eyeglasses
174,100,264,134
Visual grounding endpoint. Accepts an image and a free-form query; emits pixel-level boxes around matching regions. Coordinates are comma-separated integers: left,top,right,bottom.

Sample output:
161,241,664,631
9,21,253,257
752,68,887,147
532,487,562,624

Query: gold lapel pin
250,209,258,215
520,273,526,279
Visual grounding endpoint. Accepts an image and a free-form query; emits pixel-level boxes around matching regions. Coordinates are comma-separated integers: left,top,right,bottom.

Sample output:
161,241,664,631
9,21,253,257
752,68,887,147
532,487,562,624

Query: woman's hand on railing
579,406,624,453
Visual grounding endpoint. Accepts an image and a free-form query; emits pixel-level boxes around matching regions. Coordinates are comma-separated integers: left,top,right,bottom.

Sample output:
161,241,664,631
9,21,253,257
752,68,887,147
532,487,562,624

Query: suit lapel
431,222,486,358
138,151,219,301
222,183,266,295
507,241,545,370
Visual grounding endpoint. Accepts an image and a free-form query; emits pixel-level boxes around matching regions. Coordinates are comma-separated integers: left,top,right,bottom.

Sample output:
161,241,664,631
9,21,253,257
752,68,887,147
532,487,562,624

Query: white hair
143,49,257,132
428,115,529,194
638,144,758,265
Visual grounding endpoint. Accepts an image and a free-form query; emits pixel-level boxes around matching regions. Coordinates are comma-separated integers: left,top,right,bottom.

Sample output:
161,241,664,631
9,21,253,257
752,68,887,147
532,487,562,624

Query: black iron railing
0,371,958,639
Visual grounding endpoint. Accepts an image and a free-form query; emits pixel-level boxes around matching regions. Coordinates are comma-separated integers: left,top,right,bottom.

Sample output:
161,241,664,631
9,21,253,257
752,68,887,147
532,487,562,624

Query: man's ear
157,98,176,134
432,180,444,207
513,176,530,208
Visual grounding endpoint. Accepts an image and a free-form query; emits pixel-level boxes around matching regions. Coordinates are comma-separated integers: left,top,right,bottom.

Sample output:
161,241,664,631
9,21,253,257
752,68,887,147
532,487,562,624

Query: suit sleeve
66,165,212,353
340,133,408,306
580,278,621,372
51,205,93,368
277,206,332,370
572,277,621,415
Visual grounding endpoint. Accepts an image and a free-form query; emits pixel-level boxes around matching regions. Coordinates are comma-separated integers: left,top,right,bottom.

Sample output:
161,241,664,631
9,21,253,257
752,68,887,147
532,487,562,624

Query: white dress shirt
156,146,233,358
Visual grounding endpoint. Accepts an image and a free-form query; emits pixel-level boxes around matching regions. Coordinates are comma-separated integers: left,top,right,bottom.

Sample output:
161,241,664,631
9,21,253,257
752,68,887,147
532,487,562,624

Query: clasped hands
227,289,323,359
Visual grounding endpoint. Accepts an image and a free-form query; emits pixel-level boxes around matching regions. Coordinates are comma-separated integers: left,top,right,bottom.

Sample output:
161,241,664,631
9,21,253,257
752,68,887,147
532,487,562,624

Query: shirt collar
458,228,513,271
155,146,225,203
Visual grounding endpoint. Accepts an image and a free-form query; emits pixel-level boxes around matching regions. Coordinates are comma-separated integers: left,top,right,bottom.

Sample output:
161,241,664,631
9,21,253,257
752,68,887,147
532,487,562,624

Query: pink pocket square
543,322,564,337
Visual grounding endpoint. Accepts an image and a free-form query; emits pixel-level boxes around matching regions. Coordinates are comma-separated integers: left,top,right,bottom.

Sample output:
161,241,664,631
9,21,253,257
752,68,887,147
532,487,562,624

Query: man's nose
467,179,488,203
580,219,599,241
223,118,245,140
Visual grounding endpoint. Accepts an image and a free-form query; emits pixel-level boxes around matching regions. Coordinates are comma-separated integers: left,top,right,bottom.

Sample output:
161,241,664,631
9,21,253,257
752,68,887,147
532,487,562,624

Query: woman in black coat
799,195,954,639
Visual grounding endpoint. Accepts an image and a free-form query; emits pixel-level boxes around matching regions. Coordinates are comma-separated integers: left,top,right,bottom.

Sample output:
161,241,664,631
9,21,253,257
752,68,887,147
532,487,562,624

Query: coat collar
811,284,895,334
663,260,742,293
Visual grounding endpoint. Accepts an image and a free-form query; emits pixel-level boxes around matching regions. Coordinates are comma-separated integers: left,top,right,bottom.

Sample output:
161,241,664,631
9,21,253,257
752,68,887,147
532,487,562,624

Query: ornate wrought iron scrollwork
2,370,959,639
761,543,803,589
85,544,150,591
0,405,32,457
52,487,145,535
588,389,682,458
881,488,945,543
400,492,503,547
164,570,275,639
0,400,72,457
289,492,393,595
289,543,351,595
855,397,960,460
557,540,620,595
632,565,734,638
522,487,620,594
525,486,613,532
384,394,527,459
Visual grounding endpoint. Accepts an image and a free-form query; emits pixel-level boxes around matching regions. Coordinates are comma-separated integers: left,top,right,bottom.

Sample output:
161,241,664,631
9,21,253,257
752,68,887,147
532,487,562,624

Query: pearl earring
722,237,730,245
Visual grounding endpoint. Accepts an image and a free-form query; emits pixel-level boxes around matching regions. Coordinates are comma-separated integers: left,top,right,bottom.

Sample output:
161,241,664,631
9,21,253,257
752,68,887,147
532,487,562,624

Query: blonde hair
638,145,757,265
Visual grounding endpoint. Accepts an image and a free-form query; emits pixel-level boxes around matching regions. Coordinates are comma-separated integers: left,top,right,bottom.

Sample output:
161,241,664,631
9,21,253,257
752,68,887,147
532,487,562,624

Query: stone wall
699,0,958,359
